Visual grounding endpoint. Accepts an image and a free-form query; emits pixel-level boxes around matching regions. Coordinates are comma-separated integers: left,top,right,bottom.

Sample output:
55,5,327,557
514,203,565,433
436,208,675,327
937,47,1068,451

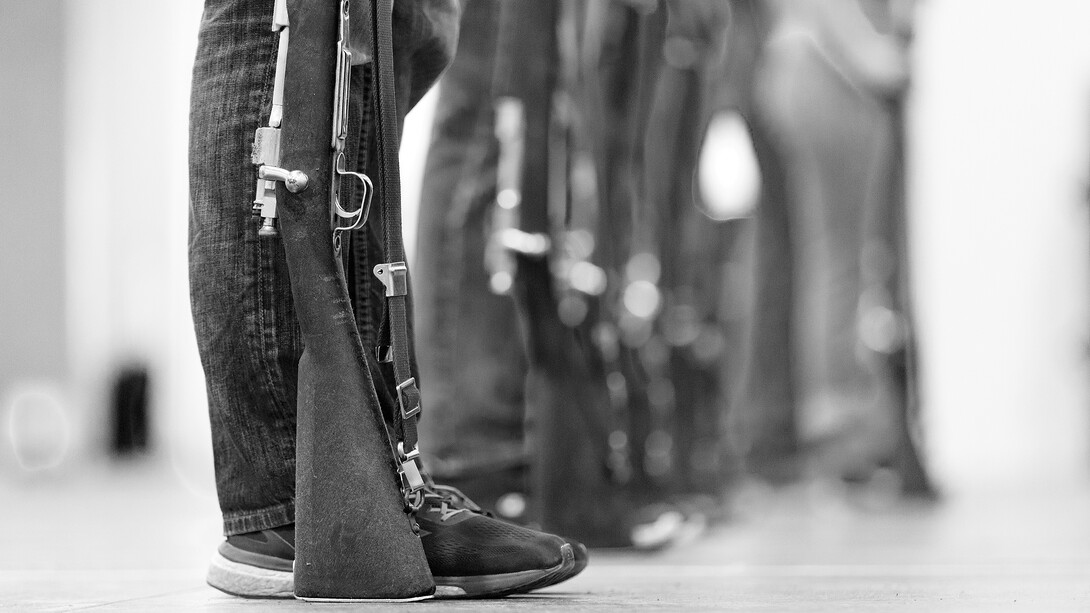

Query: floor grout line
47,588,209,612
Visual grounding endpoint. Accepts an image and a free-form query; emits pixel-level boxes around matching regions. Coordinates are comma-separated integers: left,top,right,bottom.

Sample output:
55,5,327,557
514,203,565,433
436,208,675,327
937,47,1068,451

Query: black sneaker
416,484,576,598
205,487,579,600
547,537,589,589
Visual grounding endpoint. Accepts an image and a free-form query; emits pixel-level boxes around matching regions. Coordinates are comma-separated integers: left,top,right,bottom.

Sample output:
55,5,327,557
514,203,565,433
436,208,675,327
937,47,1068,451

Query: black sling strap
365,0,425,508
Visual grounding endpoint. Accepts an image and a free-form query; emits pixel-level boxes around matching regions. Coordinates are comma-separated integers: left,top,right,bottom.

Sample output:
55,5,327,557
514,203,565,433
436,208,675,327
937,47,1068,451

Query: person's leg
414,0,531,515
190,0,584,599
188,0,463,539
735,95,801,483
757,29,895,482
189,0,299,537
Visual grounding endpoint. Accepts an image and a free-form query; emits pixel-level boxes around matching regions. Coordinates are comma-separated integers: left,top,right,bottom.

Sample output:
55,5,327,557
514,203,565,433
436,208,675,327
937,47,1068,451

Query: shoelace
421,483,492,521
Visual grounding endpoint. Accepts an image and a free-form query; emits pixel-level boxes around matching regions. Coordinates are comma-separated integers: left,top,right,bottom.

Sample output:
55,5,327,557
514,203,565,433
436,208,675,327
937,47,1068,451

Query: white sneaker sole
206,551,293,599
206,551,433,602
207,544,573,601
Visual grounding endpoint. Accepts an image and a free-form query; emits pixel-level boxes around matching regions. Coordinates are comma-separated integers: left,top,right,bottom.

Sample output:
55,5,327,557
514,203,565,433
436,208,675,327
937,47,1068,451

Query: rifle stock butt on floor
278,0,432,600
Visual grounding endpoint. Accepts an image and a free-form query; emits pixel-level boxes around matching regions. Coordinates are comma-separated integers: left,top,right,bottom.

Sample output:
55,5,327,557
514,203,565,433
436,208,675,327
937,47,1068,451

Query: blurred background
1,0,1089,552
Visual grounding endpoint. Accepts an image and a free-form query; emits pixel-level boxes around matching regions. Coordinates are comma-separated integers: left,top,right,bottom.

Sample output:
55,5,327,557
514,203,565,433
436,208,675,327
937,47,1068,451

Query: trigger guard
333,168,373,227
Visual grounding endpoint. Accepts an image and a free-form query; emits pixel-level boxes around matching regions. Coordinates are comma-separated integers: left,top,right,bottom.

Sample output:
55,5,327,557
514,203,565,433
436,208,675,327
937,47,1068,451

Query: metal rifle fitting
397,442,426,511
373,262,409,297
258,165,310,193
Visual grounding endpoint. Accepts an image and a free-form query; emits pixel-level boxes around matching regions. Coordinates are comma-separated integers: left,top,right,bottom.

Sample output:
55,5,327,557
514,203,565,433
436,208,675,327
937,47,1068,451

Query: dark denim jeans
189,0,458,536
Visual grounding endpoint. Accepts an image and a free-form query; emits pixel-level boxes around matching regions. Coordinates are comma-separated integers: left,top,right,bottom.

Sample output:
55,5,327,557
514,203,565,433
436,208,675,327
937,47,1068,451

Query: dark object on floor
110,365,149,454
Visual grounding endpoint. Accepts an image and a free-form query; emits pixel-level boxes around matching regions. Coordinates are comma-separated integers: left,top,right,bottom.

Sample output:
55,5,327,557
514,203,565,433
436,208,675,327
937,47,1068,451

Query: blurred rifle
578,0,735,502
641,1,737,498
489,0,630,546
571,0,668,504
486,0,736,541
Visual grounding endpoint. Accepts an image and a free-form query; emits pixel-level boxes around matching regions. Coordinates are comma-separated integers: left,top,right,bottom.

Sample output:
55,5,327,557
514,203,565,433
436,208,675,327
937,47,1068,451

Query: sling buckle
396,377,421,419
373,262,409,297
397,443,426,511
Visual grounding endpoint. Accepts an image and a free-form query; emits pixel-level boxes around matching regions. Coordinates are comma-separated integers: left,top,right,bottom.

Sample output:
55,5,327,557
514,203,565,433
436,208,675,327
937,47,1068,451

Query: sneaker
548,537,589,588
205,486,578,600
206,525,295,599
416,484,576,598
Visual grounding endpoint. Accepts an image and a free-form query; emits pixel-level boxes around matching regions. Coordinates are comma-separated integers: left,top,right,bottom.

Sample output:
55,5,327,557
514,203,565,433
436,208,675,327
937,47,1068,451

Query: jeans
189,0,458,536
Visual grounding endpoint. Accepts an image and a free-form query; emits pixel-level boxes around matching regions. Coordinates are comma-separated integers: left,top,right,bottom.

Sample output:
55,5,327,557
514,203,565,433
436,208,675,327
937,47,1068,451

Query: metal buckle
397,443,425,511
373,262,409,297
396,377,421,420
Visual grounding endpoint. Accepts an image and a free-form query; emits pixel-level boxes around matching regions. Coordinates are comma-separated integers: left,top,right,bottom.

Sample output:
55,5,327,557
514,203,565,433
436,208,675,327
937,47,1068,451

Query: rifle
254,0,433,600
559,0,667,506
578,1,734,503
641,0,737,498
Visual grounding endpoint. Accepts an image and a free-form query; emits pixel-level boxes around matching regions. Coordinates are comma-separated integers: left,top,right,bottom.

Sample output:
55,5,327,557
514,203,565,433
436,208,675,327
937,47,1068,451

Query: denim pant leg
189,0,459,536
189,0,300,536
414,0,530,489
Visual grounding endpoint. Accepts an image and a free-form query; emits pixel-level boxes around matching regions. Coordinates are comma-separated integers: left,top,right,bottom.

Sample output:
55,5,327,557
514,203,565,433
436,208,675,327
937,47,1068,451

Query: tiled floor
3,460,1088,611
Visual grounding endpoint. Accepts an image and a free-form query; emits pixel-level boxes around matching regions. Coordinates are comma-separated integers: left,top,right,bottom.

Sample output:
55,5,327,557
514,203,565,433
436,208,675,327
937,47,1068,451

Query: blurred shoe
628,507,707,550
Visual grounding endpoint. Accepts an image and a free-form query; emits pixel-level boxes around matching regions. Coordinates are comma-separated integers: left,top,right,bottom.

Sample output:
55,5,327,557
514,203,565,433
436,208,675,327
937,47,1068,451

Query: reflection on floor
3,459,1088,611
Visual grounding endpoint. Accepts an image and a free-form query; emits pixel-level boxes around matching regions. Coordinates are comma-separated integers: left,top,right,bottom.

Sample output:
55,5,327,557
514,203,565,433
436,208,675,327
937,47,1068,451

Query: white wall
63,0,212,492
911,0,1090,493
57,0,434,493
0,1,69,473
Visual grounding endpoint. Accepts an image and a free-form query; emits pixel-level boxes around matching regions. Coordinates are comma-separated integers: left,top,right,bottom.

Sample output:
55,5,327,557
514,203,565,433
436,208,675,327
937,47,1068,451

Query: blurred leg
414,0,530,507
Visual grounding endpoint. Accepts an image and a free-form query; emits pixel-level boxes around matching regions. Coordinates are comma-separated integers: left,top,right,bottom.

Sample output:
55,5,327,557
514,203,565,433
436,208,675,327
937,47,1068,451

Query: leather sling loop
365,0,425,508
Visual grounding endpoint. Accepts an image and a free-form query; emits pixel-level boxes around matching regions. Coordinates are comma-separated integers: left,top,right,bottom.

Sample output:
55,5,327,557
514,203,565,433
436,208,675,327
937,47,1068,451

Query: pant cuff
222,500,295,536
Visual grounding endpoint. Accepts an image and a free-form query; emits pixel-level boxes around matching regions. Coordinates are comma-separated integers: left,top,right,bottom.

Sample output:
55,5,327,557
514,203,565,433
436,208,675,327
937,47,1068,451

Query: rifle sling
366,0,422,475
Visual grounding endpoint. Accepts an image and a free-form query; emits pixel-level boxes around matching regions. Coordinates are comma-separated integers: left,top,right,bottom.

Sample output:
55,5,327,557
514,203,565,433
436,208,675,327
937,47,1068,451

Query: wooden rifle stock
277,0,433,600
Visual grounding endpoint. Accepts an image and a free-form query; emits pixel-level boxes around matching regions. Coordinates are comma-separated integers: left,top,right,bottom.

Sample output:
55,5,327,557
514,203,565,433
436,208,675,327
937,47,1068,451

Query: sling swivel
258,165,310,193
